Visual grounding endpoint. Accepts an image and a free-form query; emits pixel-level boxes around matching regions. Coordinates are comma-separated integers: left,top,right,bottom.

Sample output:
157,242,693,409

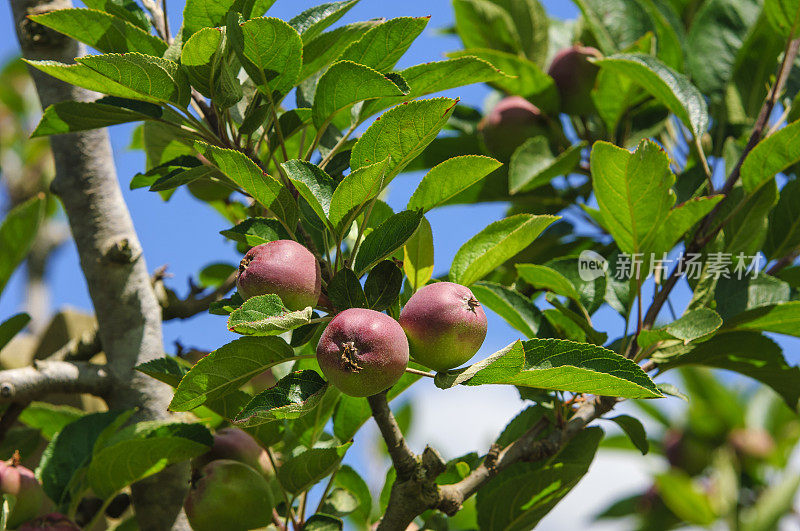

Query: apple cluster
236,241,489,397
478,44,602,161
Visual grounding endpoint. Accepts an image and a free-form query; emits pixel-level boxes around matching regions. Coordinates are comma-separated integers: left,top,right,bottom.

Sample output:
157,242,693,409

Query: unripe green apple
236,240,321,310
478,96,549,161
18,513,80,530
193,427,274,479
399,282,487,372
317,308,409,397
184,460,274,531
547,45,603,115
0,455,45,529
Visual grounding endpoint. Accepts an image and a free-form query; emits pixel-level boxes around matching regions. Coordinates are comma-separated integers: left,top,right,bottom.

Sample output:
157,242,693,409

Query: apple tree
1,0,800,529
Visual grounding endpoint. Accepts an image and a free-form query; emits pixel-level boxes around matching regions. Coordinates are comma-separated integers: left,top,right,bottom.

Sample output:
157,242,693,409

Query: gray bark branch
0,361,111,403
10,0,190,527
372,395,616,530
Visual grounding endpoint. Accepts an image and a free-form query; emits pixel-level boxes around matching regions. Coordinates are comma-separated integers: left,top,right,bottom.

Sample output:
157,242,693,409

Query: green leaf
350,98,458,183
650,195,724,254
149,165,217,192
32,100,160,137
328,158,390,233
38,410,131,510
687,0,760,95
334,465,371,525
338,16,428,72
82,0,150,30
765,0,800,37
77,53,191,107
0,313,30,352
300,20,383,81
24,60,152,102
182,0,234,38
289,1,360,42
227,294,314,335
450,214,558,286
766,178,800,259
29,8,166,55
509,139,584,194
607,415,649,455
476,427,603,530
572,0,619,54
281,160,335,227
18,403,84,441
364,260,403,311
354,210,423,275
234,370,328,427
407,155,502,212
446,48,557,111
453,0,521,55
638,308,722,349
88,424,211,499
220,217,290,246
659,332,800,411
656,470,716,525
470,282,541,338
304,514,343,531
195,141,298,227
516,264,582,304
234,17,303,97
590,139,675,255
327,268,367,310
742,120,800,194
594,53,708,138
489,0,549,65
135,356,190,387
181,27,242,109
723,301,800,338
715,274,791,321
402,217,434,291
723,181,778,255
0,195,44,296
741,473,800,531
278,442,352,495
312,61,407,128
359,57,505,118
435,338,663,399
198,261,235,287
169,336,295,411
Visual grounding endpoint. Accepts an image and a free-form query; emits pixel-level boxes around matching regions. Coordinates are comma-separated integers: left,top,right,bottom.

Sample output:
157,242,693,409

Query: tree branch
367,392,418,480
11,0,191,527
0,361,111,403
438,396,616,512
371,388,617,529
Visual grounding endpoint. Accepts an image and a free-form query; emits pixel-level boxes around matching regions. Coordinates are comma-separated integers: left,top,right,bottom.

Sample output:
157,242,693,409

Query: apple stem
404,367,435,378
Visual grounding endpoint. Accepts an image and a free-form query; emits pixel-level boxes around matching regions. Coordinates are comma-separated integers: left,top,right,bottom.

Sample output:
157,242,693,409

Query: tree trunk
10,0,190,528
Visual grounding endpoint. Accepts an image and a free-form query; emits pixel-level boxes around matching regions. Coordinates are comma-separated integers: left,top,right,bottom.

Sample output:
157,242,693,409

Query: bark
10,1,190,527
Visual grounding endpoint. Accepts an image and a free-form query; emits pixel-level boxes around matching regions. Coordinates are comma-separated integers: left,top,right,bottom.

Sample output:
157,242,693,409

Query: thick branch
367,392,418,480
0,361,111,403
11,0,190,527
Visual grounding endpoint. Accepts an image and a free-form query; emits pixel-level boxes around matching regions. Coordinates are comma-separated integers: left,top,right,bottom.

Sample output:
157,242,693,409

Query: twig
159,272,237,320
367,391,417,480
0,402,30,443
0,361,111,404
438,396,616,509
404,367,435,378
